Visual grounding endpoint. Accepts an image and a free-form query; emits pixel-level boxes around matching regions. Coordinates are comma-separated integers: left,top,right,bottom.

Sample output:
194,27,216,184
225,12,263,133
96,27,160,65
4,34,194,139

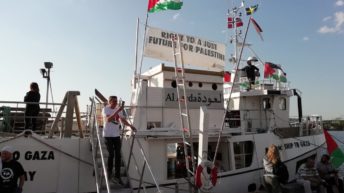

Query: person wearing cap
0,146,25,193
241,56,260,90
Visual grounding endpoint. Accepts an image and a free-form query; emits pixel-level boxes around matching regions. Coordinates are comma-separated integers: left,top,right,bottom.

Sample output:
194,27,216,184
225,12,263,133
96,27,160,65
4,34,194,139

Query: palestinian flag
264,62,287,82
324,129,344,168
148,0,183,13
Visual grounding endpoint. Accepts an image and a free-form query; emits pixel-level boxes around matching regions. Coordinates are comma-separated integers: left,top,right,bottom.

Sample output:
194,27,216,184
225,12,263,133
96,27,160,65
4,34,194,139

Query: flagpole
134,18,140,89
134,11,149,102
138,12,149,79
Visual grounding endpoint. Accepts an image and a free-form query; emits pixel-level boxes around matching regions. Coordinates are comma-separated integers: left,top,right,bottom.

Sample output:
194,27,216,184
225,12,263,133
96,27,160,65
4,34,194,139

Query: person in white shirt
296,158,327,193
102,96,136,184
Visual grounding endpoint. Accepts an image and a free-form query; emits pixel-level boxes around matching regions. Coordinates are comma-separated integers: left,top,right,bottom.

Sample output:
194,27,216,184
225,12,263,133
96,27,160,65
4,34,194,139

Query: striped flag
250,17,263,41
246,4,258,15
148,0,183,13
324,129,344,168
264,62,287,82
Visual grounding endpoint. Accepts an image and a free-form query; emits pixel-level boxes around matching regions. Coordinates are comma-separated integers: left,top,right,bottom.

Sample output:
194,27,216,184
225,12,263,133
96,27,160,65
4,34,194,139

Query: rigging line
29,134,93,166
213,11,252,164
237,35,264,67
49,80,57,118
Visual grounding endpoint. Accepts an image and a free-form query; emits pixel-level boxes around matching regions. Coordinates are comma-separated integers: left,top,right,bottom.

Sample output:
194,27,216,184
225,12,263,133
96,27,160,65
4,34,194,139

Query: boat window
262,98,271,109
234,141,254,169
279,97,287,110
198,82,203,88
188,81,193,87
225,110,241,128
171,80,177,88
212,83,217,90
147,122,161,130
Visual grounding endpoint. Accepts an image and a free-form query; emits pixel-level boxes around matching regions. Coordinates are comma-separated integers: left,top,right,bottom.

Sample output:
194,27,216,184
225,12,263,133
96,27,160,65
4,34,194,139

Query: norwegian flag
228,17,243,29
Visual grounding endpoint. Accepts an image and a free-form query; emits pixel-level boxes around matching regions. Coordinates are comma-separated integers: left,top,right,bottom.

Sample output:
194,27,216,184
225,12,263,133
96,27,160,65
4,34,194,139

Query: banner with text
144,26,226,70
164,88,224,108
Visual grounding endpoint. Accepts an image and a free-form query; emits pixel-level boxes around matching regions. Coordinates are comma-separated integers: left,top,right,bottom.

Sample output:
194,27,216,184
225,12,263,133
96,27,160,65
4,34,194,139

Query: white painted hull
122,132,325,193
0,133,96,193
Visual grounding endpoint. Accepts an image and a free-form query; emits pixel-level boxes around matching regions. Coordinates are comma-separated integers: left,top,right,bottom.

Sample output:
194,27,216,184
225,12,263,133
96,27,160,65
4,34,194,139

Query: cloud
303,36,310,41
172,13,180,20
318,11,344,34
336,0,344,6
322,16,332,22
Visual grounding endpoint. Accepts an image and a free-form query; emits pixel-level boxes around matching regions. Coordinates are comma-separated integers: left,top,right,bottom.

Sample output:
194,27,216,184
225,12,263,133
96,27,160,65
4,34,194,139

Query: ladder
171,36,196,192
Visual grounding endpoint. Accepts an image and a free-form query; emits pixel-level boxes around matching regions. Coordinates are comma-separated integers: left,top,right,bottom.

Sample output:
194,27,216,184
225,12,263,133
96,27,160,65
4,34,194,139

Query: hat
247,56,258,62
1,146,14,154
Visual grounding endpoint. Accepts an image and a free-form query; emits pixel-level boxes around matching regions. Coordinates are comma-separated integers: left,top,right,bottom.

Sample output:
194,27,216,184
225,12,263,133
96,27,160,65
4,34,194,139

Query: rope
28,133,93,166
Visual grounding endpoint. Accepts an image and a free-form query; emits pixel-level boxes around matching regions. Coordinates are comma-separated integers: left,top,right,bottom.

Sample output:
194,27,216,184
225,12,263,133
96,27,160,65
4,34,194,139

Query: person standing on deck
24,82,40,131
241,56,259,90
0,146,25,193
102,95,136,184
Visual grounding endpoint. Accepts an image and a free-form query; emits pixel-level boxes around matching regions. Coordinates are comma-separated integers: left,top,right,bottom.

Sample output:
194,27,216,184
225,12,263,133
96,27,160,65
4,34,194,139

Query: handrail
89,99,101,193
122,108,162,193
89,98,111,193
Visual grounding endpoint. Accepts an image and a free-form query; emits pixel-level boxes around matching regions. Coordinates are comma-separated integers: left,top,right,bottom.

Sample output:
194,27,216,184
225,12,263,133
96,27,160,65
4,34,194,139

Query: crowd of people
263,144,344,193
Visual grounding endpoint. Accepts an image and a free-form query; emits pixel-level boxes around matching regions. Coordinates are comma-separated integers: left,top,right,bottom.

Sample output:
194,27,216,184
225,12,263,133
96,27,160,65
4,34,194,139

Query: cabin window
279,97,287,110
171,80,177,88
147,122,161,130
212,83,218,90
188,81,193,87
225,110,241,128
262,98,271,109
198,82,203,88
234,141,254,169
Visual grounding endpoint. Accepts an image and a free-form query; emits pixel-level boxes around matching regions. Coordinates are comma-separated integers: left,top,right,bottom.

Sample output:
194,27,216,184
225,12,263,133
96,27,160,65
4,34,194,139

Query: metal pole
46,68,50,110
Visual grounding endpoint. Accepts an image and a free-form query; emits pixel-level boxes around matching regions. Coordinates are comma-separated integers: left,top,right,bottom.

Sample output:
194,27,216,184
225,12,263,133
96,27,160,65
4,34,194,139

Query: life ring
195,160,218,191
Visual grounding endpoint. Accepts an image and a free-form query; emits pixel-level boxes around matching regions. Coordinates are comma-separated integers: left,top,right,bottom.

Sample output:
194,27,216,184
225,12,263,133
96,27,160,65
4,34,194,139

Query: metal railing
89,98,111,193
89,97,162,193
0,100,88,137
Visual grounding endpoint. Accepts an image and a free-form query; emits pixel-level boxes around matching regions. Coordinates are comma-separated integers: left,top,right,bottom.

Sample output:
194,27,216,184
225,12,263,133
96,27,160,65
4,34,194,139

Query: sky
0,0,343,120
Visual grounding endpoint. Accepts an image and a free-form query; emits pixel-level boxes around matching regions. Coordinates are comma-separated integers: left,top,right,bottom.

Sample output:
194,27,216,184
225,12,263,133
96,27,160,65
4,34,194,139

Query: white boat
0,2,326,193
118,3,326,193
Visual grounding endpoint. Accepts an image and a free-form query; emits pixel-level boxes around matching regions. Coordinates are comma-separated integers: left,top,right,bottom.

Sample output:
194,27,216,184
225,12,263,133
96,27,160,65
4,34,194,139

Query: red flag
264,63,276,78
323,129,344,168
148,0,159,11
250,17,263,41
324,129,338,155
224,71,231,82
228,17,243,29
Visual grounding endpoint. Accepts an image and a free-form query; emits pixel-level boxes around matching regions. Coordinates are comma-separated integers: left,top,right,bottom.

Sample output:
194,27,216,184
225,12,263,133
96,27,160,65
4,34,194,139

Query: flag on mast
323,129,344,168
228,17,243,28
250,17,263,41
246,4,258,15
148,0,183,13
264,62,287,82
